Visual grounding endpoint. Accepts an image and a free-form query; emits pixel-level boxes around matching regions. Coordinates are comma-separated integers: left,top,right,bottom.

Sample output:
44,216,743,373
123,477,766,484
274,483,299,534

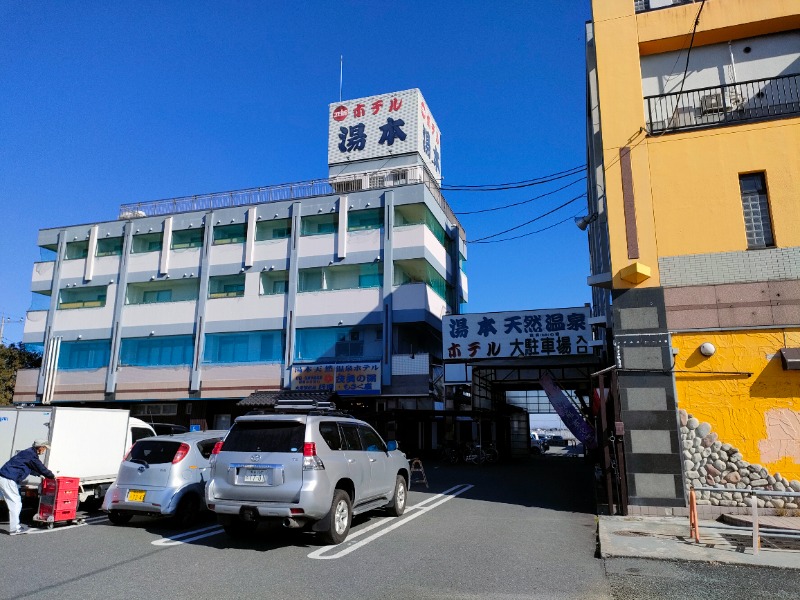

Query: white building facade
15,89,467,447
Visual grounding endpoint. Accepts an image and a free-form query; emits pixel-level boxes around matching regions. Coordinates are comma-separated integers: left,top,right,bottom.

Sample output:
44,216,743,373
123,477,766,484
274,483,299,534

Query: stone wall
679,409,800,509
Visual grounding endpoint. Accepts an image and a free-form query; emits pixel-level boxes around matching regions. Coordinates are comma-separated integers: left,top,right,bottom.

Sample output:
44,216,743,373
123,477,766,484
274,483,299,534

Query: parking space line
307,483,474,560
151,524,224,546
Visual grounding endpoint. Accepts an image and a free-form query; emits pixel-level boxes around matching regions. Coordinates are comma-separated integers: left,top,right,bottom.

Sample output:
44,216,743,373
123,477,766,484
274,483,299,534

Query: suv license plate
242,468,269,484
128,490,146,502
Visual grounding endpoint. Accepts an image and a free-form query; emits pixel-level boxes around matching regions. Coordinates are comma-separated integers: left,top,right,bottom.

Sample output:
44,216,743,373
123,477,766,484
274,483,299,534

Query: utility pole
0,314,23,344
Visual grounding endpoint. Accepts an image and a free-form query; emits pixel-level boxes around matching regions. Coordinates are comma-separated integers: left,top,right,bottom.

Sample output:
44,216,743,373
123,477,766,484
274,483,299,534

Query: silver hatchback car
102,430,227,527
206,413,410,544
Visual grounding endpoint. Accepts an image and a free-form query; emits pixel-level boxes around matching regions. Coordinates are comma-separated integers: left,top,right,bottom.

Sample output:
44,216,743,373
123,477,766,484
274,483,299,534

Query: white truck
0,406,156,504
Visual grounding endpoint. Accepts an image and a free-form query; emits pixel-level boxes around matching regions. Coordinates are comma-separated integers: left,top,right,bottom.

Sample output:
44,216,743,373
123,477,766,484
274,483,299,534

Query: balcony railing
645,73,800,134
634,0,699,13
118,165,465,240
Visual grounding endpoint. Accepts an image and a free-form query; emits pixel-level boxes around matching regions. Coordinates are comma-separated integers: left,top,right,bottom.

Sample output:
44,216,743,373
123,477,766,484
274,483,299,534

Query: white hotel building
15,89,467,450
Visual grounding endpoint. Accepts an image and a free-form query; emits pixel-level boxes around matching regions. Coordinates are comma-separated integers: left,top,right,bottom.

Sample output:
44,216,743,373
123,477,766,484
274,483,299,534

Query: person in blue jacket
0,440,55,535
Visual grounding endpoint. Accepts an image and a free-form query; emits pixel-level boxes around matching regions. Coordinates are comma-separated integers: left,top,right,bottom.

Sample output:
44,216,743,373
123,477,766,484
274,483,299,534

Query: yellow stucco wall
673,329,800,481
591,0,800,288
648,122,800,257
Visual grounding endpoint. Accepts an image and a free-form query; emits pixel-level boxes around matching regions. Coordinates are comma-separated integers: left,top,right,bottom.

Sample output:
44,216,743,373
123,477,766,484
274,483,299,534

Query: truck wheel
386,475,407,517
319,489,351,545
108,510,132,525
173,494,201,528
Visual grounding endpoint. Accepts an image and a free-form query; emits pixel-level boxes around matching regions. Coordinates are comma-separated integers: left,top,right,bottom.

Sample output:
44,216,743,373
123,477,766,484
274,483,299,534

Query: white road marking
151,524,224,546
307,483,474,560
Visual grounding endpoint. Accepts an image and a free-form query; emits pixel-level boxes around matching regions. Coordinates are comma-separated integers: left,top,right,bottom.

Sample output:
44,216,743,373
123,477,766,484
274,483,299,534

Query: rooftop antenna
339,55,343,102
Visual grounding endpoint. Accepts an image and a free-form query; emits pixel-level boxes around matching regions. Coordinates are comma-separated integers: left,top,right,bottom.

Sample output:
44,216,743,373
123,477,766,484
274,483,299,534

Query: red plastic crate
38,499,77,521
42,476,80,495
39,505,77,522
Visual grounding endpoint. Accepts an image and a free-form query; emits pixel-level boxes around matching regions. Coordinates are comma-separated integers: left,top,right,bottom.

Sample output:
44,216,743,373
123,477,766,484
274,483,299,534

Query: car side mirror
386,440,398,452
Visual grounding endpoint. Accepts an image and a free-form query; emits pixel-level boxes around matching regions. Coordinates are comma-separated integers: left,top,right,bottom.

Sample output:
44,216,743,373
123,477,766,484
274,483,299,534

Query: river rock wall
679,409,800,509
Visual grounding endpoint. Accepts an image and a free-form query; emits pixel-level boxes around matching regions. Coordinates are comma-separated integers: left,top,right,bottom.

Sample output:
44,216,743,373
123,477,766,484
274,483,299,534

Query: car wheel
108,510,132,525
531,446,541,455
386,475,407,517
319,489,351,545
173,494,201,528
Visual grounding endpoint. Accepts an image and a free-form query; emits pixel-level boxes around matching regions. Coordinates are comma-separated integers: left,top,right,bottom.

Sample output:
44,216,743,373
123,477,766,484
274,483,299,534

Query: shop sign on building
291,362,381,395
442,307,601,361
328,88,441,180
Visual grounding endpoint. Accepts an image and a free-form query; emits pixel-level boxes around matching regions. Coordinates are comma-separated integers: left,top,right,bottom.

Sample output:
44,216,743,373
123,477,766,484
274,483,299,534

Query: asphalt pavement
3,452,799,600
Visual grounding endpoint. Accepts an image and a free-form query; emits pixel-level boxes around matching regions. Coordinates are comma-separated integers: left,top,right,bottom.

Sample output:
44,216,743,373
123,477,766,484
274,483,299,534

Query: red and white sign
328,88,442,181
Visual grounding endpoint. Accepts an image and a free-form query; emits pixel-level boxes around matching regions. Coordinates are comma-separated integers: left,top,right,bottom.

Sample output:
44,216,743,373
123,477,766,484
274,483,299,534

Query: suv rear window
224,420,305,452
129,440,181,465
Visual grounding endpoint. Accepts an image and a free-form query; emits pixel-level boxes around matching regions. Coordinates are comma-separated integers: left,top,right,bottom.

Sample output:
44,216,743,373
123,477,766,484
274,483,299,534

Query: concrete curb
598,515,800,571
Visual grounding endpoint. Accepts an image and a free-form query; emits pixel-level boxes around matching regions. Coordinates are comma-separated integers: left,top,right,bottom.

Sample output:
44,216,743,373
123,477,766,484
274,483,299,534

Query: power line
470,213,583,244
467,193,586,243
441,164,585,191
455,176,586,215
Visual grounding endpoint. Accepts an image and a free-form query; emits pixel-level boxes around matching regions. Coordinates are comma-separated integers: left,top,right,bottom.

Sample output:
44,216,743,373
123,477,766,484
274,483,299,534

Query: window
171,228,203,249
203,331,284,364
131,233,163,254
394,259,447,300
209,274,246,299
126,280,199,305
143,289,172,304
256,218,292,241
359,425,387,452
58,286,107,310
223,421,305,453
348,208,383,231
294,326,380,362
57,340,111,370
128,440,182,465
740,173,774,249
298,263,382,292
131,403,178,416
319,422,343,450
65,240,89,260
301,213,338,236
96,237,123,257
119,335,194,367
213,223,247,245
340,423,362,451
394,203,447,246
260,271,290,295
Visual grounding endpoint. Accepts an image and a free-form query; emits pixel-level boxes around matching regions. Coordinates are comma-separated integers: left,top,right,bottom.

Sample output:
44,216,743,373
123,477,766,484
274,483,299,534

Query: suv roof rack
243,407,355,419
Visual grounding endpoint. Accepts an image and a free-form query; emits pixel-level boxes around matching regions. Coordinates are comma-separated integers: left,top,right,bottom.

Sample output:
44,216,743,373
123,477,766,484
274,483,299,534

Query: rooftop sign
328,88,441,181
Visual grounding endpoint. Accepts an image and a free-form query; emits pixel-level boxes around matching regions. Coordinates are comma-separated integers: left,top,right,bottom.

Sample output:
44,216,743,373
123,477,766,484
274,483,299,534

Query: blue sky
0,1,592,344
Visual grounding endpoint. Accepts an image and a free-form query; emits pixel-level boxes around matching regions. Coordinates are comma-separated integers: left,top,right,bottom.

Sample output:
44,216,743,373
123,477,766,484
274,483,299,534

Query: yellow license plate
128,490,146,502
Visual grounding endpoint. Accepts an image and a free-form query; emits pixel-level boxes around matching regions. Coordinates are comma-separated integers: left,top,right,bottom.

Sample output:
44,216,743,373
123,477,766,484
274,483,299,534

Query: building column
613,287,685,508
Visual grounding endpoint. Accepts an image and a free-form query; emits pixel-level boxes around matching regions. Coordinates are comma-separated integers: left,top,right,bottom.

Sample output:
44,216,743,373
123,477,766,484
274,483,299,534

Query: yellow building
586,0,800,513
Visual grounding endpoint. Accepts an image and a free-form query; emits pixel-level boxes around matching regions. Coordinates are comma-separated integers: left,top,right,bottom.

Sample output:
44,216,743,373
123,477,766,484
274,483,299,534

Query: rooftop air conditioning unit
700,92,725,116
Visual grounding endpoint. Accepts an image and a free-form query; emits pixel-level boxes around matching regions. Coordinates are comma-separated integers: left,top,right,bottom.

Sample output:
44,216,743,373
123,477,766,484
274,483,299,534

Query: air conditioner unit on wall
700,92,725,115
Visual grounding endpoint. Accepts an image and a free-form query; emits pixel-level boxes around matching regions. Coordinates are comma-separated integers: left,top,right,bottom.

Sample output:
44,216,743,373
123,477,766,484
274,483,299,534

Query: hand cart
33,476,84,529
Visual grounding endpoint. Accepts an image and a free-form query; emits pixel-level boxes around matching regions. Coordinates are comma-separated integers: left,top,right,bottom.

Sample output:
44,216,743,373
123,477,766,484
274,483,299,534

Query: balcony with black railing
645,73,800,134
634,0,700,13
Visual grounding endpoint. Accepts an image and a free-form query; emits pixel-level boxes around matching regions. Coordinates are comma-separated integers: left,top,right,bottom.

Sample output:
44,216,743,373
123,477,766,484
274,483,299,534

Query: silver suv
206,413,410,544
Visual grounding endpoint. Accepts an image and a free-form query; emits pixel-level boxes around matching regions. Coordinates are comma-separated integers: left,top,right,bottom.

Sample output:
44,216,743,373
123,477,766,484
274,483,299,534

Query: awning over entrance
779,347,800,370
238,390,337,411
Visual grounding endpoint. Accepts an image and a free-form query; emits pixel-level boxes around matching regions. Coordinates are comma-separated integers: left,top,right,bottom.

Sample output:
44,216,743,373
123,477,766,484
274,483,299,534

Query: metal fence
691,486,800,554
118,165,465,241
646,73,800,134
